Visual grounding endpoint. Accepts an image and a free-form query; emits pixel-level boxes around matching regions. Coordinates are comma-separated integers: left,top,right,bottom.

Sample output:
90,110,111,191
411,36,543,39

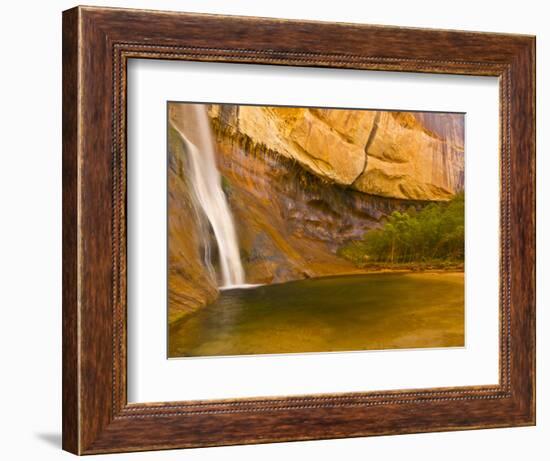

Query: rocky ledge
209,105,464,201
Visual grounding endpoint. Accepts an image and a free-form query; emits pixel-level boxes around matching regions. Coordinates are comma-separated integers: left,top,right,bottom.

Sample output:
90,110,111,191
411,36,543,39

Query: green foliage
339,193,464,265
337,240,371,265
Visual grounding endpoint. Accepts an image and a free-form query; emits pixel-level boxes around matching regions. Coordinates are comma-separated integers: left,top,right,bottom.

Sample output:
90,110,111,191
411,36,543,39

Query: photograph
167,102,465,358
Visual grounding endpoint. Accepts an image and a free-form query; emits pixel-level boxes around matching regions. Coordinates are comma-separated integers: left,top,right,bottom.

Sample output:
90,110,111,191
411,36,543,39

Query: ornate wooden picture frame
62,5,535,455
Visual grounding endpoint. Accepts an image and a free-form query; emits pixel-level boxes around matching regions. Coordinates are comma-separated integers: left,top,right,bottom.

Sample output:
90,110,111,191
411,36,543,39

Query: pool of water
168,272,464,358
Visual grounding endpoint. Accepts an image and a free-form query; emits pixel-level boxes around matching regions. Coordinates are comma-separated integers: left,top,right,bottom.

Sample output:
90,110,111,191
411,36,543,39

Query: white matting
126,59,500,403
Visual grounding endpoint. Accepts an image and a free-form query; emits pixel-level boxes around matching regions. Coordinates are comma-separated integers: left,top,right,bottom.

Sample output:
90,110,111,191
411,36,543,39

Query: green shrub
340,193,464,265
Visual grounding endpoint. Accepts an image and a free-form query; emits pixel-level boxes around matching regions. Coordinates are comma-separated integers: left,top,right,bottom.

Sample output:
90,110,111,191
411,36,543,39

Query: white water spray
174,105,246,288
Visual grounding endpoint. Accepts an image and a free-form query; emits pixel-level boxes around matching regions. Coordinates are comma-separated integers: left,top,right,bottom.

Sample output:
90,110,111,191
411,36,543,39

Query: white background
0,0,546,460
128,61,499,402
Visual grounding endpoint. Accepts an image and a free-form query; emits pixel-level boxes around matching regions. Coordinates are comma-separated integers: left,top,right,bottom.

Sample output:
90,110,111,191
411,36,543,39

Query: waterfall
173,105,246,288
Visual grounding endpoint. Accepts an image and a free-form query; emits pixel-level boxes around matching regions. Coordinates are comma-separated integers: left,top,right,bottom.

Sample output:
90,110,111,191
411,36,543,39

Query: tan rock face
355,112,464,200
210,105,464,201
288,109,373,184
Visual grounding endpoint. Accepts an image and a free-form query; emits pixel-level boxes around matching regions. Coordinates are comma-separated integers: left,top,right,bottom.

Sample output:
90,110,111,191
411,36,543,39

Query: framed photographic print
62,5,536,455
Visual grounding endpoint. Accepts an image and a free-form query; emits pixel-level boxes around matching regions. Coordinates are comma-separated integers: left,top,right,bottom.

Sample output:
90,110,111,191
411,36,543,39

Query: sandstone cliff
209,105,464,201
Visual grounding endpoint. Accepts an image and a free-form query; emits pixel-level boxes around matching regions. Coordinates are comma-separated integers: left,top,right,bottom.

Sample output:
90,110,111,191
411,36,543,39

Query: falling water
173,105,246,288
